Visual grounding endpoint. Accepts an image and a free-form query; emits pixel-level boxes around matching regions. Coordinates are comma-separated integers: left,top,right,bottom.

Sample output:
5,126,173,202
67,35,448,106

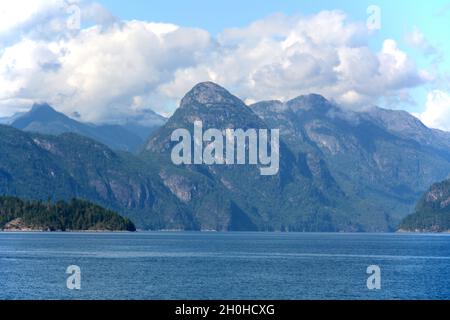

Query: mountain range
251,95,450,227
4,103,166,152
0,82,449,231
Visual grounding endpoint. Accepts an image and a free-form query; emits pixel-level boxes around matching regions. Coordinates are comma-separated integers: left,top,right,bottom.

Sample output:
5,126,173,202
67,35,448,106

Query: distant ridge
10,103,166,152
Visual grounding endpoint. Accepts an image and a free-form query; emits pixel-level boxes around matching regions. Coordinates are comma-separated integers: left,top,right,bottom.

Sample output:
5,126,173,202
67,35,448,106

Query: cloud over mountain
0,1,434,122
417,90,450,131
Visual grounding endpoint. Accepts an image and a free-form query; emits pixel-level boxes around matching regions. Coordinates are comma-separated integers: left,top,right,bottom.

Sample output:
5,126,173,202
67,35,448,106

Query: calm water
0,232,449,300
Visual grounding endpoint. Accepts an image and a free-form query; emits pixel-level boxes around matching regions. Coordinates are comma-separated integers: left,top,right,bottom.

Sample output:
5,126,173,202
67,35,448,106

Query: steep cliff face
0,125,196,230
252,96,450,226
399,179,450,232
2,82,450,231
145,82,352,232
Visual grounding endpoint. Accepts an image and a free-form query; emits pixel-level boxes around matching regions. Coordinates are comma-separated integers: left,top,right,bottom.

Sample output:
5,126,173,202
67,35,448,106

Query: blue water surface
0,232,449,299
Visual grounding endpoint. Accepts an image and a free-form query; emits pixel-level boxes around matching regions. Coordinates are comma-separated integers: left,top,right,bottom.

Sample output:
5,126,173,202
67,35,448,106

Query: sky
0,0,449,130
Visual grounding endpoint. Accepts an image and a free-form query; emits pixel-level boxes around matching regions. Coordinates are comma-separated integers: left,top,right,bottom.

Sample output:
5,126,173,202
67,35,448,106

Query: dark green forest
0,196,136,231
399,179,450,232
399,209,450,232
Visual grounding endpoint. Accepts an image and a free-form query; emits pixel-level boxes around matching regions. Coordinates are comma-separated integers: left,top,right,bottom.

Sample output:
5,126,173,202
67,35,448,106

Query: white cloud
0,4,434,122
417,90,450,131
0,20,211,120
0,0,63,33
405,27,437,56
0,0,80,44
159,11,430,110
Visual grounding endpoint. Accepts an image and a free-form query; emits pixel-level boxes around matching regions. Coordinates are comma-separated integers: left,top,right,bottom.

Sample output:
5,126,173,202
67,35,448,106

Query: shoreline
0,229,135,233
1,229,450,235
397,228,450,234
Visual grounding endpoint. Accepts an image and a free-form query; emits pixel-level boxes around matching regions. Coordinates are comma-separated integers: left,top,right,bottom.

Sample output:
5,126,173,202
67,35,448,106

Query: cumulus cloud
0,0,78,44
159,11,430,110
0,20,211,120
405,27,437,56
0,0,63,34
0,0,116,42
416,90,450,131
0,2,434,123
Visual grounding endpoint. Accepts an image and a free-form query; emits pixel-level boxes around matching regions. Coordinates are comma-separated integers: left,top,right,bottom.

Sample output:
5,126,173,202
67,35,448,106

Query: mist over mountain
1,82,450,231
0,112,26,125
111,109,167,141
9,103,166,152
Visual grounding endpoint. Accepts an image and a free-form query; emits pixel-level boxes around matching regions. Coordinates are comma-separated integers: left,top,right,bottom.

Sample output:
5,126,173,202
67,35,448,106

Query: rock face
179,81,244,107
2,218,36,231
2,81,450,231
251,96,450,226
145,82,349,231
399,179,450,232
0,125,195,230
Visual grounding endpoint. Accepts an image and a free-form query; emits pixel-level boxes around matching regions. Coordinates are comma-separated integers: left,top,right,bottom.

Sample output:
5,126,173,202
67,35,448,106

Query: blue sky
99,0,449,54
98,0,450,112
98,0,448,38
0,1,449,129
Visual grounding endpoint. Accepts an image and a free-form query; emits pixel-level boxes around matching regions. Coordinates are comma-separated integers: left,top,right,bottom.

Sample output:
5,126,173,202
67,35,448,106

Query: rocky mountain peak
30,102,55,113
252,94,332,115
180,81,245,108
287,94,332,113
13,103,64,126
